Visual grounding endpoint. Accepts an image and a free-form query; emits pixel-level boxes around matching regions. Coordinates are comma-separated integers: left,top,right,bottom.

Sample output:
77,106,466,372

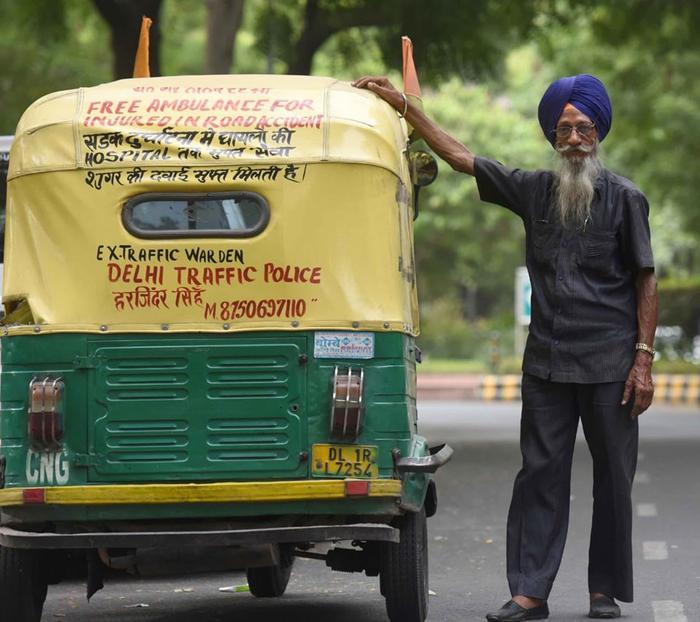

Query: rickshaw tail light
345,480,369,496
330,367,364,441
27,377,65,450
22,488,46,504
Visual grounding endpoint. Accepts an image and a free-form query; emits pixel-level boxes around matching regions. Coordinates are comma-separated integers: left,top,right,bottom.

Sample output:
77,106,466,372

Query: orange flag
132,16,152,78
402,36,422,99
401,36,422,135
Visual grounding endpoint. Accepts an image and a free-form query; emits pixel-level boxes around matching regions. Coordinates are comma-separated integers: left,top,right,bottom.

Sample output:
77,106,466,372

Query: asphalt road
41,400,700,622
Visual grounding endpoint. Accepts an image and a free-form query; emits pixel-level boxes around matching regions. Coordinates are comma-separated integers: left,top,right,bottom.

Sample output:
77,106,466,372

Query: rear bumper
0,478,402,508
0,522,399,550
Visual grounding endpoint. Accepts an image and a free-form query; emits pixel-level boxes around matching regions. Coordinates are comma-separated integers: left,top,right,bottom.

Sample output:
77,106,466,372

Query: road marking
635,471,651,484
637,503,658,517
652,600,687,622
643,541,668,560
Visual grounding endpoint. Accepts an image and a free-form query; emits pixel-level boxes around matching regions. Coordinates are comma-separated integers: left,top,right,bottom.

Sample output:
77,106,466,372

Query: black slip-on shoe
486,600,549,622
589,595,621,619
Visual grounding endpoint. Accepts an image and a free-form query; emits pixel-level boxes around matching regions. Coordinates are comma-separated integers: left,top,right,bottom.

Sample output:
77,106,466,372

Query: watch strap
635,342,656,357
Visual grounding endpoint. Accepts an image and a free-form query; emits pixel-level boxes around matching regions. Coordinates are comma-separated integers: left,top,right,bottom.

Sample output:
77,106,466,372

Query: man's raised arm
352,76,476,176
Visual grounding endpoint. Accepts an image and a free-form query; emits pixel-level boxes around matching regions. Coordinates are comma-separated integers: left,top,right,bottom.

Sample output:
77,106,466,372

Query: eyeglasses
553,122,596,139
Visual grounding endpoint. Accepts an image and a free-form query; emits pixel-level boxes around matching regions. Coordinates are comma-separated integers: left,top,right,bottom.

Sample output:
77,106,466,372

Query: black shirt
474,156,655,383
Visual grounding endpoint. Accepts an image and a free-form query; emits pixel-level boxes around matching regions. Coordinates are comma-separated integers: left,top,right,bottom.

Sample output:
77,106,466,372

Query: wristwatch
635,342,656,357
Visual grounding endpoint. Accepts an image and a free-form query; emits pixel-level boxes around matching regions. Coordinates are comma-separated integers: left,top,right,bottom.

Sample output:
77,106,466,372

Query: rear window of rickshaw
123,192,269,239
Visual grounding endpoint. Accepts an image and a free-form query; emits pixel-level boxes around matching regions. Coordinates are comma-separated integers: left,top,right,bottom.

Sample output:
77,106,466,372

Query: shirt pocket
531,221,558,267
578,230,618,272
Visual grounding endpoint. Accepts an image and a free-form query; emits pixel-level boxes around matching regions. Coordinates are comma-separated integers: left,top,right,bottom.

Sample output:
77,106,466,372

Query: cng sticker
26,450,70,486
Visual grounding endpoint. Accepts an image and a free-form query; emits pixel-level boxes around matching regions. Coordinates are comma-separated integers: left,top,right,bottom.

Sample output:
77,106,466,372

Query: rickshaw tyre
380,507,429,622
246,546,295,597
0,546,48,622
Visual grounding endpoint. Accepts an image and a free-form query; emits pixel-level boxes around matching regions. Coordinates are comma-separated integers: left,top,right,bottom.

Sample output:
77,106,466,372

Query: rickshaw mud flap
396,443,453,473
0,523,399,550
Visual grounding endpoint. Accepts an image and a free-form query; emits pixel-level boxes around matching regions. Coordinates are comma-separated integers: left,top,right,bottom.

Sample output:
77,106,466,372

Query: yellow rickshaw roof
9,74,407,180
4,74,419,336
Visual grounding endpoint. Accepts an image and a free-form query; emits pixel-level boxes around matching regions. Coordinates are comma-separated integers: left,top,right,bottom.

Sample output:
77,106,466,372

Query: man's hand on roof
352,76,404,113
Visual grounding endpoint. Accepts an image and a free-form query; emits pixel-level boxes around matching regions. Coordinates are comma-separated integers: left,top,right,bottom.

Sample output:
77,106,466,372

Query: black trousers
506,374,638,602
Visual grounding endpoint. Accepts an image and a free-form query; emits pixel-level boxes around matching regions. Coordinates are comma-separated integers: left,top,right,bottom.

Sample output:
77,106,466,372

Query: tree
0,0,112,133
92,0,163,78
205,0,246,73
251,0,538,78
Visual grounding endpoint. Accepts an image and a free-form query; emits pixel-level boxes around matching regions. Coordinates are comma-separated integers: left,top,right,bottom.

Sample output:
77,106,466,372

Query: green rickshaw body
1,331,429,523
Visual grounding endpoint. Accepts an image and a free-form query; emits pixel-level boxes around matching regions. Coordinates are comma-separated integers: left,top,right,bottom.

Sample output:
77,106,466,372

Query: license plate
311,444,378,478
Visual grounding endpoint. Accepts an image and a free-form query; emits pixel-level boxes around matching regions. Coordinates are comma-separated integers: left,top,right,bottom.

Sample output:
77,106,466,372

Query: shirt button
562,241,568,248
558,276,564,281
554,340,560,346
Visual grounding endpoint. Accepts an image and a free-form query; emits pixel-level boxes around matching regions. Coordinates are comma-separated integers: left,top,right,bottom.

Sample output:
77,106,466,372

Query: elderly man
353,74,658,621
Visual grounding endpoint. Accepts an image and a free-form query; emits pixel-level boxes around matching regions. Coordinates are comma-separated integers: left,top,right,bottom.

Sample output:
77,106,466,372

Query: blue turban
537,74,613,146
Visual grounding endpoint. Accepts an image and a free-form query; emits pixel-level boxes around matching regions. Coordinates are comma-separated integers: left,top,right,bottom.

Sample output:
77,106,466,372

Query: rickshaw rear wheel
246,544,294,597
0,546,48,622
380,507,429,622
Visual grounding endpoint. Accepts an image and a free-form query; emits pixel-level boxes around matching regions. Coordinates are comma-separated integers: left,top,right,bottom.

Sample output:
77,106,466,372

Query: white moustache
555,142,596,154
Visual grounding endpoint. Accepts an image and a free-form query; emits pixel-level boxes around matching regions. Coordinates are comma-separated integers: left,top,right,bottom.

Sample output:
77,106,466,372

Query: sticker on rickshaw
314,332,375,359
311,444,378,478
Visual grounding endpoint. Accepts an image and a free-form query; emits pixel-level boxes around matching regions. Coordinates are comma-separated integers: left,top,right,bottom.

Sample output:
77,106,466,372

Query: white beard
553,141,602,229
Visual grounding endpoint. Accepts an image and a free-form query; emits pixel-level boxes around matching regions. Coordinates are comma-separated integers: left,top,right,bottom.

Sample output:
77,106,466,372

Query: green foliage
0,0,111,133
250,0,304,66
417,358,489,374
159,0,207,76
657,278,700,339
365,0,537,82
248,0,538,77
417,297,518,367
652,359,700,375
313,27,386,78
415,71,550,326
417,357,699,375
1,0,698,359
418,298,482,360
8,0,71,42
534,1,700,241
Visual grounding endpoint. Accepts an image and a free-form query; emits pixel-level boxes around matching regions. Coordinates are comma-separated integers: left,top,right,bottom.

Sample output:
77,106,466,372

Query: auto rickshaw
0,72,451,622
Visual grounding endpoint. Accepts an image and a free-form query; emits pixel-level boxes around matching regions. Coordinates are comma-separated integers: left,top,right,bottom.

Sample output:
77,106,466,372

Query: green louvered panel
87,337,307,482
